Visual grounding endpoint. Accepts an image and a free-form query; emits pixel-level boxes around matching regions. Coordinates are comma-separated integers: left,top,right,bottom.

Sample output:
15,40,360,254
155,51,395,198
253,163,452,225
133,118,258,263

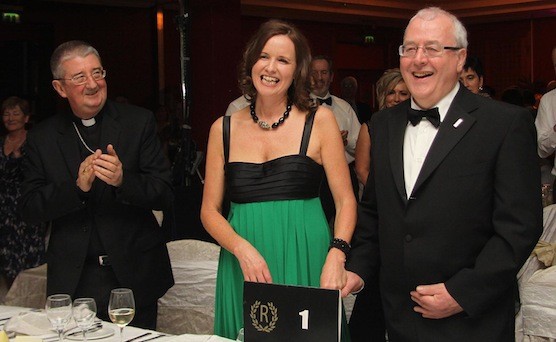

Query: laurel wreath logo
250,300,278,333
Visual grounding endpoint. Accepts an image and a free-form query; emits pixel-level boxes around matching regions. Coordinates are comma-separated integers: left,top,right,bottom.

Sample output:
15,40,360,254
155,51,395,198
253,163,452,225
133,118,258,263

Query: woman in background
0,96,45,286
354,68,409,186
459,55,488,96
201,20,356,340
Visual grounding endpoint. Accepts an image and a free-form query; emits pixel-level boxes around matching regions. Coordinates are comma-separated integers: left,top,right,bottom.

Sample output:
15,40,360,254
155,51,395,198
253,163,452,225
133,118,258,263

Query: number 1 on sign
299,309,309,330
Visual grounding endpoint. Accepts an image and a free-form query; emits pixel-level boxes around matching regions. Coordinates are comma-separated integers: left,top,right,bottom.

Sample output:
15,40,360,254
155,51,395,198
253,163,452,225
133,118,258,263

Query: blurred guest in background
459,55,488,96
0,96,45,286
340,76,372,124
354,68,409,186
501,86,525,107
311,55,361,223
535,46,556,187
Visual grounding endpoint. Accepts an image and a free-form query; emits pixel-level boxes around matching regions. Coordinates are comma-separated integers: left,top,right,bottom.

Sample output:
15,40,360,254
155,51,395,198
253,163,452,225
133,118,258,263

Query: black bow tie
317,97,332,106
407,107,441,128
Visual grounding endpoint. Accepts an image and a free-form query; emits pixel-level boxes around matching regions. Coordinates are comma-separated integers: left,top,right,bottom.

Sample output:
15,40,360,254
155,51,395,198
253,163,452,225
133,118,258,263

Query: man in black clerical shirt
19,40,174,329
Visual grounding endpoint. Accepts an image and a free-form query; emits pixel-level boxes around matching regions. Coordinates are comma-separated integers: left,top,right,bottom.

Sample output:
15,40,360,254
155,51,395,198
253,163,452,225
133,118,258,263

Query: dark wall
0,2,158,120
465,17,556,99
2,1,556,148
0,21,54,123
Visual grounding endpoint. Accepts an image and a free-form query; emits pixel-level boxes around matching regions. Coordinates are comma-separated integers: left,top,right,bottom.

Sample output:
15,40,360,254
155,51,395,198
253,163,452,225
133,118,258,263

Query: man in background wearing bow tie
342,7,541,341
310,55,361,222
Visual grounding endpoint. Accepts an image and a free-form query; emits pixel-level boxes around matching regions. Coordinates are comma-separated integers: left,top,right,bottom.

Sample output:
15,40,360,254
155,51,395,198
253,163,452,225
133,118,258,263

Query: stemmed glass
46,294,73,342
72,298,97,342
108,288,135,342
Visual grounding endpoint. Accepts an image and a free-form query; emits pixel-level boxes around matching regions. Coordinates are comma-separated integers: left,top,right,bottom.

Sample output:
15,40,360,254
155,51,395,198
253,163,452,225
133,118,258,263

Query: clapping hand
77,149,102,192
92,144,124,187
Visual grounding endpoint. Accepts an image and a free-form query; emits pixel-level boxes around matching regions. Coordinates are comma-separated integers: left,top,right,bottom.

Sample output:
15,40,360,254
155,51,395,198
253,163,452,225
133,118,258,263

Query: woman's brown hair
238,19,315,112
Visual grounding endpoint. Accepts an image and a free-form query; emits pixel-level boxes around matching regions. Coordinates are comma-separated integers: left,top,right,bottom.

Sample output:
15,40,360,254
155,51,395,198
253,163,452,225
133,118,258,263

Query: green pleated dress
214,113,350,341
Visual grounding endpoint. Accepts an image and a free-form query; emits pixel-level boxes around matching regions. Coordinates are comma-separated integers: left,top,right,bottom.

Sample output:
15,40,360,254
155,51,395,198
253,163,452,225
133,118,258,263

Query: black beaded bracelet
329,238,351,257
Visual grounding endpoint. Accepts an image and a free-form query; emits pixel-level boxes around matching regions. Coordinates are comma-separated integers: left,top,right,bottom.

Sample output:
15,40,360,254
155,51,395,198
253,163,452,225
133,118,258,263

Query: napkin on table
5,311,75,337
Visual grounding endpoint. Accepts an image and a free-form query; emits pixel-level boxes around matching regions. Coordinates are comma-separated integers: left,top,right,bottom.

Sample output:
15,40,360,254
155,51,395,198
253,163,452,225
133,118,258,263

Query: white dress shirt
535,89,556,175
403,83,460,198
311,92,361,164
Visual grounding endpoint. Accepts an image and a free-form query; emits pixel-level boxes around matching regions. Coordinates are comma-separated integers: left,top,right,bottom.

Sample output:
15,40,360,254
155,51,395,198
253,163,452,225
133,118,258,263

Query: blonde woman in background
354,68,409,186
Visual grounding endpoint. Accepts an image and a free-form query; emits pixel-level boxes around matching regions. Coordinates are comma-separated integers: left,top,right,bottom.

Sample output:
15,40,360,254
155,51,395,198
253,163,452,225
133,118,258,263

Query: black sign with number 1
243,281,341,342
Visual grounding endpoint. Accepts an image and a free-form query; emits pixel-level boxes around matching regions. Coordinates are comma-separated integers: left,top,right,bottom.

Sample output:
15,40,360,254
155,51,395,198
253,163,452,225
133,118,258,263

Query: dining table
0,306,233,342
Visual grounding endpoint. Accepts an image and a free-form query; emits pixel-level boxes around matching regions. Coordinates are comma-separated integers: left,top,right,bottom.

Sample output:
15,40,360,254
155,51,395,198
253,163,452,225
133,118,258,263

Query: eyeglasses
398,44,462,58
56,69,106,85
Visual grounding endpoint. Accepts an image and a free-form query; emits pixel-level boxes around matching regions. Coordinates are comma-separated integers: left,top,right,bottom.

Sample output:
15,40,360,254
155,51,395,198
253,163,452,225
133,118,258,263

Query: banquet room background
1,0,556,241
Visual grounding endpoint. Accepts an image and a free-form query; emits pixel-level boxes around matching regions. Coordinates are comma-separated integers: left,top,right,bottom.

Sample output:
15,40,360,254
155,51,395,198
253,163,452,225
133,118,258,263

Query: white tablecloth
0,306,233,342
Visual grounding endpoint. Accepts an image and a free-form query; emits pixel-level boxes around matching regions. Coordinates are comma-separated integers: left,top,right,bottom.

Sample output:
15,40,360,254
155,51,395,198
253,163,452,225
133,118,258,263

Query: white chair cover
516,204,556,341
4,263,47,309
157,239,220,335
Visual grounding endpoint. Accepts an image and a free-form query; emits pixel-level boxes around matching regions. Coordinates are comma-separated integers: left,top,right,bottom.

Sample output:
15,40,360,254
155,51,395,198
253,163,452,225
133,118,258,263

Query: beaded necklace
250,103,292,130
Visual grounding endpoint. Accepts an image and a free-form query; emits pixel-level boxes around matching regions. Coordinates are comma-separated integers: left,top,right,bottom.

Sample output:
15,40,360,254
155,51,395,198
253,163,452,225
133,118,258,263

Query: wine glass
73,298,97,342
46,294,73,342
108,288,135,342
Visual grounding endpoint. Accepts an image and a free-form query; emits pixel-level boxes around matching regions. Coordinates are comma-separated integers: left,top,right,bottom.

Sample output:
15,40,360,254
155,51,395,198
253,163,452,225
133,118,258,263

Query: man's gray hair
50,40,101,79
407,7,468,49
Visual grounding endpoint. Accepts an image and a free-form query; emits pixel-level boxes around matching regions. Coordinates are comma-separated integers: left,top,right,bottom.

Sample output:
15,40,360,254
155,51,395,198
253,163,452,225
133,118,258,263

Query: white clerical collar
411,82,460,122
81,117,96,127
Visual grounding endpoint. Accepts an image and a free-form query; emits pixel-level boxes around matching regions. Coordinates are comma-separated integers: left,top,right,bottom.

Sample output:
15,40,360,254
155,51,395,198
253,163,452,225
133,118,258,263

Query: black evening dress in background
0,137,45,282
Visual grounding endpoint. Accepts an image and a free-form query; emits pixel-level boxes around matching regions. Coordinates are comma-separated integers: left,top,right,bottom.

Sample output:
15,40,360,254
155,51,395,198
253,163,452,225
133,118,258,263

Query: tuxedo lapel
57,117,82,181
411,89,478,195
388,103,411,203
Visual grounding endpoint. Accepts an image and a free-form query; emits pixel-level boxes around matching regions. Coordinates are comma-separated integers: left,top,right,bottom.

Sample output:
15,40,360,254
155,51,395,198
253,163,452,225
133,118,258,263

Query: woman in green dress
201,19,356,340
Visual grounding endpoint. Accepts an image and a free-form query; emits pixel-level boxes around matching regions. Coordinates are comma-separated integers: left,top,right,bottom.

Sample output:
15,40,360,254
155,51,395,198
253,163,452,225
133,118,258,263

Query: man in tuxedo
342,7,542,341
310,56,360,167
310,56,361,221
19,40,174,329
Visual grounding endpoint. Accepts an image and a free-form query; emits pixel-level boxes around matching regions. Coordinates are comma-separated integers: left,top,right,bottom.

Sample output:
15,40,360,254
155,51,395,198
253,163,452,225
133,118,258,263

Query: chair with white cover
516,204,556,342
157,239,220,335
4,263,47,309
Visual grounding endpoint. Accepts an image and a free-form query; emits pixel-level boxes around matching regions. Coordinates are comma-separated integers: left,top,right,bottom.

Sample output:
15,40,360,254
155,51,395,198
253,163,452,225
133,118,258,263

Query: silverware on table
136,334,166,342
66,322,103,336
123,332,151,342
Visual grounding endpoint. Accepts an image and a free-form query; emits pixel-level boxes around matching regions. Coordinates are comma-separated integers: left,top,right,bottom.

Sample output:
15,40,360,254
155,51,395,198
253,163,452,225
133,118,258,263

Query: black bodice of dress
223,111,324,204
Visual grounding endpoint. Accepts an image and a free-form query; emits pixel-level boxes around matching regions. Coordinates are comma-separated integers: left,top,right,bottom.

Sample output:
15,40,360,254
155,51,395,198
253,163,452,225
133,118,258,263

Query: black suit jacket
347,86,542,341
19,100,174,306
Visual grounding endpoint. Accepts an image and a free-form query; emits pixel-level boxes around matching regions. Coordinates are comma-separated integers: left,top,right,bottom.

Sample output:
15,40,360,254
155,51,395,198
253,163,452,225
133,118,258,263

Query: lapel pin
453,118,463,128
